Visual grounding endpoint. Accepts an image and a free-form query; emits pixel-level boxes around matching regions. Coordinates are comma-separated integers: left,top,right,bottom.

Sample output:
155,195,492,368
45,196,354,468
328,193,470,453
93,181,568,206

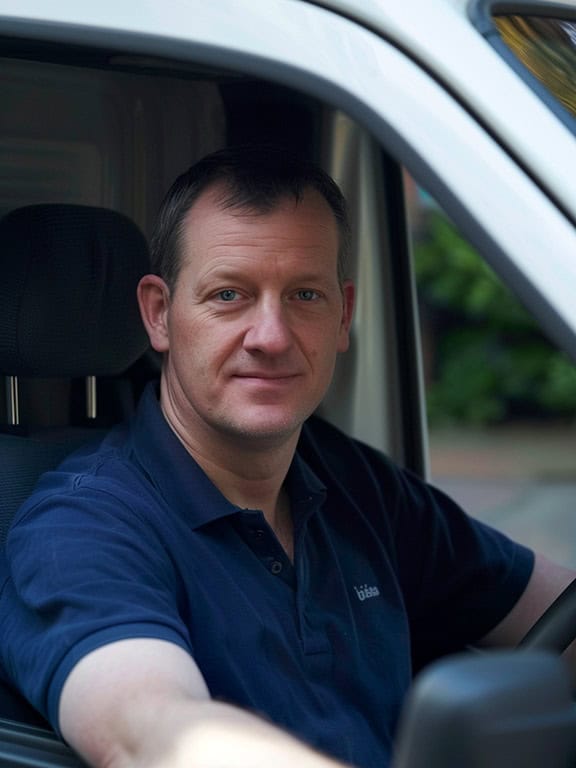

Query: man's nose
243,299,293,355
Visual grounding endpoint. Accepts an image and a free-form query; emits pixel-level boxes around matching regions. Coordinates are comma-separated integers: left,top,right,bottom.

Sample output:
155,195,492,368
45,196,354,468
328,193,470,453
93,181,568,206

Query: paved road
432,475,576,567
428,425,576,567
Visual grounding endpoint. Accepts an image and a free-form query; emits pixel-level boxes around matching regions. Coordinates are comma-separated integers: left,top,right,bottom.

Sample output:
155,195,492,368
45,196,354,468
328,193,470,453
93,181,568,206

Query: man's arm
59,638,346,768
481,552,576,651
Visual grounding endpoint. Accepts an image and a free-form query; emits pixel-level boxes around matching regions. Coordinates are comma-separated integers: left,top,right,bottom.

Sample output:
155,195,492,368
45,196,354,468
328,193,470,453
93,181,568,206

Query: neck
185,438,296,530
159,387,300,537
167,413,297,561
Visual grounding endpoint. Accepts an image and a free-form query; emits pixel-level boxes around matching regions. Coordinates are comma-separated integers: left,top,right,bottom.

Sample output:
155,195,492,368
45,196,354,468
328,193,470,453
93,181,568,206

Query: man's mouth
232,372,301,384
234,371,300,381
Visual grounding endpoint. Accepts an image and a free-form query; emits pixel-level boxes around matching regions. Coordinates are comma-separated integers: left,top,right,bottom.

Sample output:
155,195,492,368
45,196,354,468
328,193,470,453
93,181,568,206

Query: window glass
405,171,576,567
494,14,576,120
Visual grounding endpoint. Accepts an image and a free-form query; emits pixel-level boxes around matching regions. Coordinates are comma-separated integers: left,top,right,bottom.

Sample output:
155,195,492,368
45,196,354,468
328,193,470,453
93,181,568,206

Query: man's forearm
58,640,348,768
128,697,347,768
69,693,346,768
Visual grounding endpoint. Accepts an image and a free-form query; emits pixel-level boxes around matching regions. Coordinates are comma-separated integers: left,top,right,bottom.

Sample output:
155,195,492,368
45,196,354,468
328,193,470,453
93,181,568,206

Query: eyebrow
199,266,337,286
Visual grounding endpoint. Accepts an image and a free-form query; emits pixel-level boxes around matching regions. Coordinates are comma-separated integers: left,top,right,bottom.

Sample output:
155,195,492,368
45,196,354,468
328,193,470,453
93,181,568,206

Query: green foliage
414,212,576,425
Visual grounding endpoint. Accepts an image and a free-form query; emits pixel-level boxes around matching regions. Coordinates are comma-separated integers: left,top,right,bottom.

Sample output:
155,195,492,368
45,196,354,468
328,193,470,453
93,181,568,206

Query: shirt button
270,560,283,575
253,529,265,538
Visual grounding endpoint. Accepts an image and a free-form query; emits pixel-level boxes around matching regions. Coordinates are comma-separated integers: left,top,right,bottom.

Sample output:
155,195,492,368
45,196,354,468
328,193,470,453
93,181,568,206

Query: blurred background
406,175,576,567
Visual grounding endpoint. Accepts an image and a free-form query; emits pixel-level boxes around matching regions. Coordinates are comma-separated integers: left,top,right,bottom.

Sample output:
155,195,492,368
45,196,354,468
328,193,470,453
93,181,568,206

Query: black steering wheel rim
518,577,576,653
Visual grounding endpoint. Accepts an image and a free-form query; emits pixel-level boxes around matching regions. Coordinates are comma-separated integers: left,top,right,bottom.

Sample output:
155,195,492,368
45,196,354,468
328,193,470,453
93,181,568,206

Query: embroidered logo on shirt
353,584,381,602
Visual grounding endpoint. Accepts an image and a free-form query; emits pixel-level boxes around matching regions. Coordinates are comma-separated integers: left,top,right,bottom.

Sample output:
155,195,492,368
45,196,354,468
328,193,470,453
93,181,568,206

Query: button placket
235,511,294,584
293,505,332,658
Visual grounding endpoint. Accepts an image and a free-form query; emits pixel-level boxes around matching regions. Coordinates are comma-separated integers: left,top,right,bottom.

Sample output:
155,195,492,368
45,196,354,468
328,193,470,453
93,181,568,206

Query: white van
0,1,575,765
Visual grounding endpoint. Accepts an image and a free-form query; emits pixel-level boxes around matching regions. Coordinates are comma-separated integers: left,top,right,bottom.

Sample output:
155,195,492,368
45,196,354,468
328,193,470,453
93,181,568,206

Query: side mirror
392,651,576,768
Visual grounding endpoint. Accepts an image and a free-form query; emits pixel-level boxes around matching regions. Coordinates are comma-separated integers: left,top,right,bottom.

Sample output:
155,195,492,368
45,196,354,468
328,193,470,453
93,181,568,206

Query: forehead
178,183,340,272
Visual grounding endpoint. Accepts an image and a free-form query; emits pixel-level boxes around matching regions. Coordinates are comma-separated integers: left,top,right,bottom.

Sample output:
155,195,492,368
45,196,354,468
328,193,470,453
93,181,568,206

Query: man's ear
337,280,355,353
137,274,171,353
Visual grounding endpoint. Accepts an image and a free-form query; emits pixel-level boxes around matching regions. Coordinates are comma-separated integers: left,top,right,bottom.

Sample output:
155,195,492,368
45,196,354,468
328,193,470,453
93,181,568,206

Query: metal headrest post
6,375,20,426
86,376,97,420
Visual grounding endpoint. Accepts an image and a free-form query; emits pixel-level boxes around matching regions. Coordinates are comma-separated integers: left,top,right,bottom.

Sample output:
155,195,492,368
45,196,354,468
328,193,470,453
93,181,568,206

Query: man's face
141,184,354,448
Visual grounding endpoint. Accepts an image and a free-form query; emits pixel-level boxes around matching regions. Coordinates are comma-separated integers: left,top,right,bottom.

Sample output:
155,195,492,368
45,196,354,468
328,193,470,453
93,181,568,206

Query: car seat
0,203,151,727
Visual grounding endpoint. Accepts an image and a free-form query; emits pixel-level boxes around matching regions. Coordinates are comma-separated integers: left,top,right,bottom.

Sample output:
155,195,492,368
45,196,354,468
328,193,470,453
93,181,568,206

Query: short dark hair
150,145,351,291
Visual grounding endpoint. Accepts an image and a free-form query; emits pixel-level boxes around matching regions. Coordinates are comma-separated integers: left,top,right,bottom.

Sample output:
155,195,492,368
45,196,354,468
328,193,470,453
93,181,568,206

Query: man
1,146,575,768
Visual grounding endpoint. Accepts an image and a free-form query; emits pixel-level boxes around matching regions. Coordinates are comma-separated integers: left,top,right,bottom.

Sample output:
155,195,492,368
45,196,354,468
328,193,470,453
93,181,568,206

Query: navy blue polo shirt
0,384,534,767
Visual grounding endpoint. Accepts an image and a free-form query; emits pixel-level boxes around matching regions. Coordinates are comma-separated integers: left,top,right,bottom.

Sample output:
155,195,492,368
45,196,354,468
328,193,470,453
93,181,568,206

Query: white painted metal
308,0,576,221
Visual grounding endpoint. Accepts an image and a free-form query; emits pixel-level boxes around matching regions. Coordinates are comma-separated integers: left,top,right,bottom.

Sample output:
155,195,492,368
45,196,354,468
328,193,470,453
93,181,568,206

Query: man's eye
217,289,238,302
297,290,319,301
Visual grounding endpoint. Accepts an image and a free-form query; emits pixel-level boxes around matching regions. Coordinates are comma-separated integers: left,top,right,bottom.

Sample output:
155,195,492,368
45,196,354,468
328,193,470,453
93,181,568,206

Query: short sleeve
0,477,193,732
389,467,535,670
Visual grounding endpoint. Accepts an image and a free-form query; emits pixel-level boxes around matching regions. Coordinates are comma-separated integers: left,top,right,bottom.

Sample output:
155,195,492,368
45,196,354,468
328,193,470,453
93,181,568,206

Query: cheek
305,334,340,378
169,305,208,348
306,317,347,357
170,315,240,372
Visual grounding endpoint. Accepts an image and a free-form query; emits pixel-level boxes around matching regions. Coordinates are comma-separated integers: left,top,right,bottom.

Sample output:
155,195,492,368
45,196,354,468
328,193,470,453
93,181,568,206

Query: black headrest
0,204,150,377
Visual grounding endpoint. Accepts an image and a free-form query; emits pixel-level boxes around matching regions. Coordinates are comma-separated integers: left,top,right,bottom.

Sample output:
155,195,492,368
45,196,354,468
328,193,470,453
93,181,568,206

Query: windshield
494,14,576,123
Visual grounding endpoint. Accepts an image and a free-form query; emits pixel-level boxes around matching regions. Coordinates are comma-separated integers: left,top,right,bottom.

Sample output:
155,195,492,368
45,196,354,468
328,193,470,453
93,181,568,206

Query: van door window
406,171,576,567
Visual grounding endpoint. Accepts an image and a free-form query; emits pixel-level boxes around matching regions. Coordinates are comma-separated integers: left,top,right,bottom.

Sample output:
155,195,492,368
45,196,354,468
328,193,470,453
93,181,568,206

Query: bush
414,212,576,425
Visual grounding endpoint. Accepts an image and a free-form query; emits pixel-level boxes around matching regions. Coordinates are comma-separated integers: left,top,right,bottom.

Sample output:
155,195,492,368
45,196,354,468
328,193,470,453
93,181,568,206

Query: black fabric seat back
0,203,150,380
0,203,151,726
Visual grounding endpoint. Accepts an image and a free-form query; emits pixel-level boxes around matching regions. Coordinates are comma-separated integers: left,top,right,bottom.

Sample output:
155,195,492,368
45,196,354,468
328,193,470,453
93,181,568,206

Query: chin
219,410,309,444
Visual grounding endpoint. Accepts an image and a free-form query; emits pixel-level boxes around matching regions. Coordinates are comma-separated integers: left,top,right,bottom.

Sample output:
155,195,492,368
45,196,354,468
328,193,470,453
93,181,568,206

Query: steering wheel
519,577,576,653
391,580,576,768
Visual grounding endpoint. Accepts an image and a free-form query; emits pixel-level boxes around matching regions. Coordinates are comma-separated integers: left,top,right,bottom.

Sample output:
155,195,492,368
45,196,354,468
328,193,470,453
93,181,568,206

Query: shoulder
7,422,159,552
298,415,421,540
298,415,506,539
300,415,395,471
299,415,415,501
27,423,137,492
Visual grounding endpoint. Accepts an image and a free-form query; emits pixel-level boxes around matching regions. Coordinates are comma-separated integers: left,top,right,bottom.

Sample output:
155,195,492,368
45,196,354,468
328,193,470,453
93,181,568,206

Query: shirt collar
130,383,326,530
